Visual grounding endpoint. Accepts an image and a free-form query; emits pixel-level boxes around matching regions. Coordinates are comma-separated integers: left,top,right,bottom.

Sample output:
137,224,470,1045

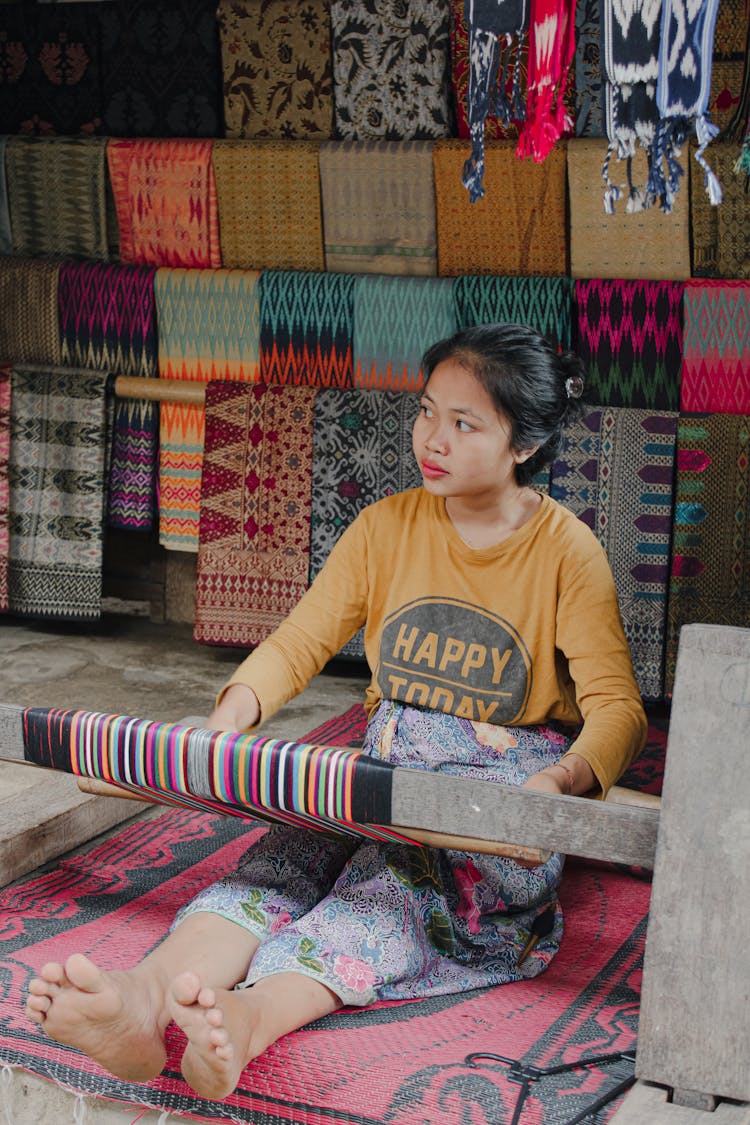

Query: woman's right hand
206,683,262,732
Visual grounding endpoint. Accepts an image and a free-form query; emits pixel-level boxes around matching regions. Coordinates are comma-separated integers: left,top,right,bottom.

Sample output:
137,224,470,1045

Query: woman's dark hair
422,322,586,486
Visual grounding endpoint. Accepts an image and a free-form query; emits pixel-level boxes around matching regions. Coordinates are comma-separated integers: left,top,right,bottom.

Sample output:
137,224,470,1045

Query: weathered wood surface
0,703,661,868
611,1082,750,1123
636,624,750,1103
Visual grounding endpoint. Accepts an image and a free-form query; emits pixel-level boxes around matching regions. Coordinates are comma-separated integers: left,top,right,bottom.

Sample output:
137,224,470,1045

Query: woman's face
412,359,534,503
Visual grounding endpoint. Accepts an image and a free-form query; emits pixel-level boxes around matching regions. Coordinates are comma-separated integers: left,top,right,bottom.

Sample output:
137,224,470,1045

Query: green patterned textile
0,258,61,366
6,136,109,260
666,413,750,693
453,276,574,349
353,275,456,392
8,365,109,621
551,408,679,701
259,269,356,388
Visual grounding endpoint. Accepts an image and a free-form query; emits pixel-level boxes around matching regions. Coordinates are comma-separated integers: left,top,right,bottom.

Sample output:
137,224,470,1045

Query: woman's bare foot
25,953,168,1082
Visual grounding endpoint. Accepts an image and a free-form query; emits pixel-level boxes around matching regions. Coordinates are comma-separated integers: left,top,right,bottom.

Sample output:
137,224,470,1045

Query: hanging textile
6,136,109,260
0,137,11,256
573,279,684,411
451,0,527,144
568,139,691,280
98,0,222,138
107,139,221,269
211,140,325,271
515,0,576,163
551,407,678,701
259,270,356,388
453,275,573,348
680,282,750,414
690,140,750,279
434,139,567,276
0,258,61,366
319,141,438,276
58,261,159,532
155,267,261,552
8,365,109,622
666,413,750,693
0,366,9,613
574,0,604,136
217,0,333,139
330,0,453,141
193,381,317,647
353,276,456,392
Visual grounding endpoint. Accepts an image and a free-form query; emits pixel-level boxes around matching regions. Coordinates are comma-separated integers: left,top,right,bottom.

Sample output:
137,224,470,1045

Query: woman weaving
26,323,647,1100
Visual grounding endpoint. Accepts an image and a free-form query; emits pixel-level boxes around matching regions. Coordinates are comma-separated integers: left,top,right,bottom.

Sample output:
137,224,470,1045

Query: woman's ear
513,445,540,465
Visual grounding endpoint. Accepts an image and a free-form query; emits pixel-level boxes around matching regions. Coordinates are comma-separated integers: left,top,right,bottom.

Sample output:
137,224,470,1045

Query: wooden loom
1,622,748,1122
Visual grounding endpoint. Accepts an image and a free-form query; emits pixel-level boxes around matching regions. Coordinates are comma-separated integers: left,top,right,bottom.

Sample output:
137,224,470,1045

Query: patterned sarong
666,413,750,693
8,365,109,621
434,140,567,276
107,139,221,268
574,0,604,136
319,141,437,276
690,140,750,280
573,280,684,410
680,282,750,414
551,408,678,701
453,275,573,349
0,366,9,612
0,258,61,366
330,0,453,140
194,382,317,647
155,268,261,552
211,140,325,270
217,0,333,139
353,275,456,392
58,261,159,531
98,0,222,138
259,271,356,388
5,136,109,260
0,138,11,256
450,0,526,143
567,139,691,280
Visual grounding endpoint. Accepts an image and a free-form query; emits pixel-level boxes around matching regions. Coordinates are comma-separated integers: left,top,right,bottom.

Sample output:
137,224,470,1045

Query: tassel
693,113,723,205
1,1065,14,1125
72,1093,87,1124
601,141,621,214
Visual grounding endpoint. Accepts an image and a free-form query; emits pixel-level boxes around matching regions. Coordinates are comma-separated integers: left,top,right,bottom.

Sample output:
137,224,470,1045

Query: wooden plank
636,624,750,1102
611,1082,750,1124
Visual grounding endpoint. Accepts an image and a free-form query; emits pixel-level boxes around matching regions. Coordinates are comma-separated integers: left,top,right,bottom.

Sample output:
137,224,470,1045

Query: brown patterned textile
319,141,437,275
212,140,325,270
690,140,750,279
218,0,333,139
0,258,61,365
433,139,567,276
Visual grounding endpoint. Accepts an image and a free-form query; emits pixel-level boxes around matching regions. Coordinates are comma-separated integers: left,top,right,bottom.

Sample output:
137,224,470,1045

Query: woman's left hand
522,770,567,795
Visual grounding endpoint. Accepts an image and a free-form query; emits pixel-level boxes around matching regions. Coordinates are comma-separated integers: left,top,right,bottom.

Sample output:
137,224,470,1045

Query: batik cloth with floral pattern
174,703,569,1006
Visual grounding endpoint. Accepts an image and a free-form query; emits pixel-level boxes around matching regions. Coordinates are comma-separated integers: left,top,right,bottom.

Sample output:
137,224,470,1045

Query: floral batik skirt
173,702,573,1006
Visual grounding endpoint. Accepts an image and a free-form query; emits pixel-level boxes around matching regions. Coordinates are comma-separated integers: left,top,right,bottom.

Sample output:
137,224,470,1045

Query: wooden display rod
114,375,205,405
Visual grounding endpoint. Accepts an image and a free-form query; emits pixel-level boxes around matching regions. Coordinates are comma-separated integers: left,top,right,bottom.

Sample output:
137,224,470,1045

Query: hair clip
565,375,584,399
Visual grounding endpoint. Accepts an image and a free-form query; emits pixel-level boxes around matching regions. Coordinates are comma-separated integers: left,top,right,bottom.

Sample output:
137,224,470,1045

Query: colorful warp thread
0,367,9,612
259,271,356,388
319,141,437,276
450,0,527,144
330,0,453,140
5,136,109,260
98,0,222,138
680,283,750,414
353,275,456,392
155,268,261,552
107,139,221,268
211,140,325,270
58,261,159,531
690,140,750,280
0,138,12,255
567,139,691,280
573,280,684,411
551,408,678,701
311,388,422,658
453,275,573,348
434,139,567,276
574,0,604,136
0,258,61,366
217,0,333,139
8,366,109,621
21,708,399,841
515,0,576,164
194,382,317,646
666,413,750,693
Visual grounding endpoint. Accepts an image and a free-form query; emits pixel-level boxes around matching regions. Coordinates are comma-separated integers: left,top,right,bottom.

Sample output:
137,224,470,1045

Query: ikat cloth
0,258,61,367
680,282,750,415
0,366,8,612
453,275,573,349
574,0,604,136
550,407,678,701
194,381,317,647
176,702,568,1005
259,270,356,388
7,365,109,622
450,0,527,145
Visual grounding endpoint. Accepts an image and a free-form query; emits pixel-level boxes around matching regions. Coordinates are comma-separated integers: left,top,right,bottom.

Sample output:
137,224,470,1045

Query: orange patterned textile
106,139,221,269
194,382,317,647
433,140,567,276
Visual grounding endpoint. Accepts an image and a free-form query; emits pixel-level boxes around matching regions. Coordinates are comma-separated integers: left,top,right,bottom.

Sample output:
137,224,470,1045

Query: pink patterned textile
680,281,750,413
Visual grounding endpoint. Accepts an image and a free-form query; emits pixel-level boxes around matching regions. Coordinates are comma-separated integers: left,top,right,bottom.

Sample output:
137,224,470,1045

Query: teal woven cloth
353,275,456,392
453,275,574,349
259,270,356,387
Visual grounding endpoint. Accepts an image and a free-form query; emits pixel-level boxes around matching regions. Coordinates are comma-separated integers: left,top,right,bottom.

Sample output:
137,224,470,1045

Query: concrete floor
0,613,369,1124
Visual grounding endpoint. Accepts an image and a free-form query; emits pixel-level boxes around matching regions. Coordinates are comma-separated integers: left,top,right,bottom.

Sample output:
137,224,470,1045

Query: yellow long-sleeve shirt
223,488,647,794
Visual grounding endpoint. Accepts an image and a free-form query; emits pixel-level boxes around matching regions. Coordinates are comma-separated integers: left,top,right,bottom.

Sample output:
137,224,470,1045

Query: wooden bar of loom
115,376,206,404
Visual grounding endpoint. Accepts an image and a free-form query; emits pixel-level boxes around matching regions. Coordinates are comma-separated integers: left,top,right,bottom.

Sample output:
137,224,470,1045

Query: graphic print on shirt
377,598,532,724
